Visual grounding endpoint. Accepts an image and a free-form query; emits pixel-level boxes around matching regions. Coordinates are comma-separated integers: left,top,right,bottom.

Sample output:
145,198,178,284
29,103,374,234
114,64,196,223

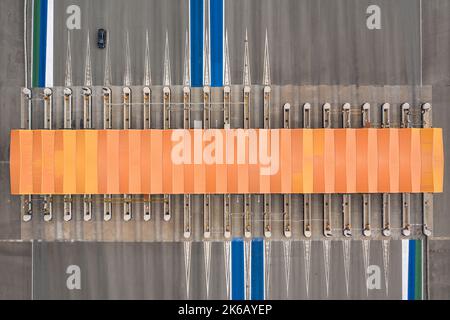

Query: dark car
97,28,107,49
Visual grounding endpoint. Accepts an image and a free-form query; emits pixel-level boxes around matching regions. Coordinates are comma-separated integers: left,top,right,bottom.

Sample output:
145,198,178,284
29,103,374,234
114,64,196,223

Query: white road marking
45,0,54,87
402,239,409,300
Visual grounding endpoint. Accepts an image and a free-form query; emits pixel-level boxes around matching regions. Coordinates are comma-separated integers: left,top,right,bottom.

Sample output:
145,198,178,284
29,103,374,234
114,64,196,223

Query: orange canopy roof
10,128,443,195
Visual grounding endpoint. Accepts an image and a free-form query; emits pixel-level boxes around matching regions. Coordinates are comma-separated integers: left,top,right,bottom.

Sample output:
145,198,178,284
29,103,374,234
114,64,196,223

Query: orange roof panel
10,128,444,195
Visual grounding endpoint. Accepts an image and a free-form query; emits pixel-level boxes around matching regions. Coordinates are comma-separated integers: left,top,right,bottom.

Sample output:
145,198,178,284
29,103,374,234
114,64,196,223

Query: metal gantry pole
203,21,212,239
103,87,113,221
63,88,73,221
262,74,271,239
223,31,232,240
243,84,252,239
82,87,92,221
242,30,253,301
123,87,132,221
182,28,192,239
22,88,33,222
322,103,332,237
262,30,272,240
202,5,213,298
143,86,152,221
143,29,152,222
163,31,172,222
422,103,433,236
283,103,292,238
401,103,411,236
223,85,231,239
243,31,252,240
361,103,371,236
342,103,352,237
303,103,312,238
381,103,391,236
63,88,73,129
203,85,212,239
163,85,171,221
223,88,232,239
43,88,53,222
183,85,192,239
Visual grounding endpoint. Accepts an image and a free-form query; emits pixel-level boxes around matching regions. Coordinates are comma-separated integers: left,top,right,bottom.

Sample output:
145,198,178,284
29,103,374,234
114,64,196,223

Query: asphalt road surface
30,240,403,299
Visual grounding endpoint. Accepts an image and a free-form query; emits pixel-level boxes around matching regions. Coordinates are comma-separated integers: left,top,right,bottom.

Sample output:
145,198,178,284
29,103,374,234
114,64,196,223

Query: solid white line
31,240,34,300
222,0,224,76
203,0,206,82
401,239,409,300
226,240,231,300
45,0,54,87
244,241,250,300
423,239,426,300
420,0,423,86
30,0,34,86
263,240,265,300
24,0,28,88
188,0,191,84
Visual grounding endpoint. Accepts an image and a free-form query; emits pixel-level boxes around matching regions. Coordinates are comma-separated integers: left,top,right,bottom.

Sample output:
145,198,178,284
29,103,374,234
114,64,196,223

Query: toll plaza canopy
10,128,443,195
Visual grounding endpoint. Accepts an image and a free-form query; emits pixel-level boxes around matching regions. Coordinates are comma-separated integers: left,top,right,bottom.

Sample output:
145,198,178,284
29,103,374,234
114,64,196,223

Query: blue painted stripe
190,0,203,87
251,238,264,300
231,238,244,300
210,0,223,87
408,240,416,300
38,0,48,87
